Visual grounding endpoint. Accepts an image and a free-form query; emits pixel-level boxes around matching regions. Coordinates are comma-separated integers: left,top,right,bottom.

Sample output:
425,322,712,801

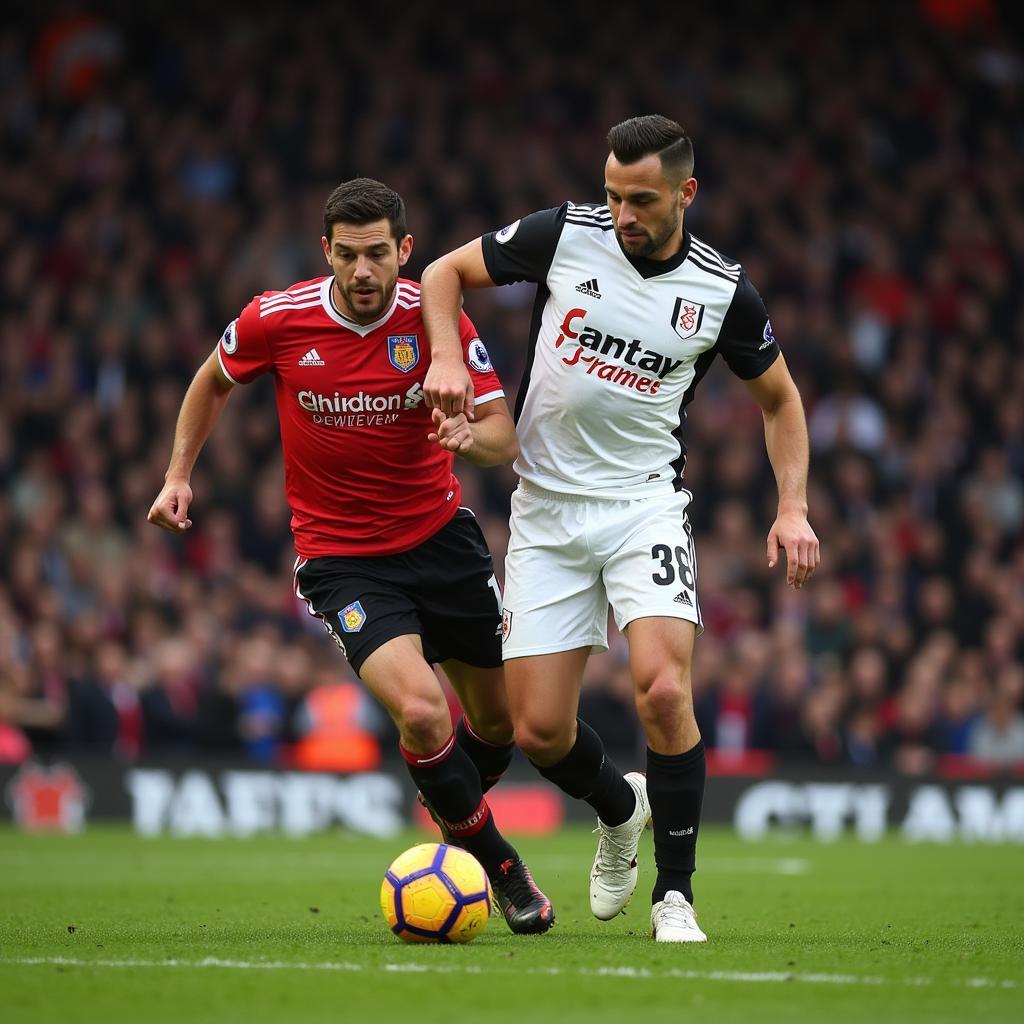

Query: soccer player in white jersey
421,116,820,943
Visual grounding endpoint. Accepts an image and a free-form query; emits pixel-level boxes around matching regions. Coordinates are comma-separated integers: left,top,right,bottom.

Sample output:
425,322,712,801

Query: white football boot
589,771,651,920
651,890,707,943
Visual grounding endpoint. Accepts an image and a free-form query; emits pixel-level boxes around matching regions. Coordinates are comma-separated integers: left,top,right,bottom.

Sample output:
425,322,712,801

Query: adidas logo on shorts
674,591,692,606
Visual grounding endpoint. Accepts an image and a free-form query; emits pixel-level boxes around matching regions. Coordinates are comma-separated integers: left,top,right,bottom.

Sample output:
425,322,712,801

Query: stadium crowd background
1,0,1023,775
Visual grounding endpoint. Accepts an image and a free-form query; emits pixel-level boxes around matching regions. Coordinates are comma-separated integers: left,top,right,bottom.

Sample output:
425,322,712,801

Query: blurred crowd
1,1,1023,775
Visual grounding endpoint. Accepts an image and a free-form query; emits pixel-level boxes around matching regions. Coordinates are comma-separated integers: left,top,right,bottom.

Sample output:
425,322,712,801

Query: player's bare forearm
147,350,234,532
463,411,519,467
760,395,820,586
428,402,518,468
761,395,809,515
164,351,234,480
745,357,819,586
421,240,495,417
420,257,468,365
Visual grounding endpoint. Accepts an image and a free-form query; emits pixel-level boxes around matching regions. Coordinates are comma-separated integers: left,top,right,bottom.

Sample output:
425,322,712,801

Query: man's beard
617,215,680,259
340,279,394,321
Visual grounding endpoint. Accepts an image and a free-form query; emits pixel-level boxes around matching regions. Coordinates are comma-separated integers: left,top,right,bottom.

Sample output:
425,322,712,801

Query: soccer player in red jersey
148,178,553,935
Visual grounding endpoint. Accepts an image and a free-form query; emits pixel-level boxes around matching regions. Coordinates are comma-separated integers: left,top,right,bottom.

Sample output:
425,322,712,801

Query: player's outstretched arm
744,355,820,589
147,349,235,533
427,400,518,468
421,238,496,420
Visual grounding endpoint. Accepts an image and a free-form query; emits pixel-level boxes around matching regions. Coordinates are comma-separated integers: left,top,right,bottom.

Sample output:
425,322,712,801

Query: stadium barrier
2,756,1022,842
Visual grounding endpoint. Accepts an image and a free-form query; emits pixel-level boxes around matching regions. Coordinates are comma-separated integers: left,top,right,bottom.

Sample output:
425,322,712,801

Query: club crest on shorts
671,297,705,341
340,601,367,632
501,608,513,642
388,335,419,373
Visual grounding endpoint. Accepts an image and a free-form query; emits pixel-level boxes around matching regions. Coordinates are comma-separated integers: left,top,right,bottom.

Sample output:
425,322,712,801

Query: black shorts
294,508,503,676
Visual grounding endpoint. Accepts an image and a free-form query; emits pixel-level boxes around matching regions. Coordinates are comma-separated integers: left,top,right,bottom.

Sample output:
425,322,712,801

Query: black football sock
531,718,636,826
401,735,517,878
456,715,514,794
648,739,705,905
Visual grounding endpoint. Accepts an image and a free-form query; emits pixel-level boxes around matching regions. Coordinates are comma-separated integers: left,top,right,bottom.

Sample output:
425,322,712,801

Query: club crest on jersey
340,601,367,632
671,297,705,341
388,335,419,373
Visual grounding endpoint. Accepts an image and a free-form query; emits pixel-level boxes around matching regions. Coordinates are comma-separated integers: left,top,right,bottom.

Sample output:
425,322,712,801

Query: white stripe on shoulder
260,282,322,306
259,299,323,319
260,290,322,313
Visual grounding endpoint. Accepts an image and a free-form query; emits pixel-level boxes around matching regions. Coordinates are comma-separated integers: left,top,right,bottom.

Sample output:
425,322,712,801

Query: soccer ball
380,842,492,943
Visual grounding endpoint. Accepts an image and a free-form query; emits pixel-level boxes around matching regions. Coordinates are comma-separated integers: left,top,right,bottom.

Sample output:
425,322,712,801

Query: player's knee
514,718,573,764
394,694,450,749
635,675,692,730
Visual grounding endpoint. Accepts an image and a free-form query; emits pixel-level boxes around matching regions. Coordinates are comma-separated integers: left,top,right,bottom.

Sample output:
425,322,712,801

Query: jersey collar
320,277,401,336
616,230,693,280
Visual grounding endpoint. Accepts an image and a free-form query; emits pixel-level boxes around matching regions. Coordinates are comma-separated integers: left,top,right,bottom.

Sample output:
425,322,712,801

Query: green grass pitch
1,824,1021,1023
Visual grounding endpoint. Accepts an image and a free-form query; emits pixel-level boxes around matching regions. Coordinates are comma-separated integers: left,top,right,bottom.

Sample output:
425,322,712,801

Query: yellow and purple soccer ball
380,843,492,943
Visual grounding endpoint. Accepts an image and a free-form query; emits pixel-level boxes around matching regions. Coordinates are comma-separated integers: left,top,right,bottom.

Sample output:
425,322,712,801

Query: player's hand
147,479,194,533
423,359,475,421
428,407,474,454
767,510,819,589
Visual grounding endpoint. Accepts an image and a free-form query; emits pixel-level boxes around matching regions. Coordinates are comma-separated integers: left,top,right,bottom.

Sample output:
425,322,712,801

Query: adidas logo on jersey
298,348,325,366
575,277,602,298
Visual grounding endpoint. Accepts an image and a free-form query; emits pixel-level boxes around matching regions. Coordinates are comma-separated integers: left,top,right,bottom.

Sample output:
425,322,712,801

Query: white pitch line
0,956,1018,990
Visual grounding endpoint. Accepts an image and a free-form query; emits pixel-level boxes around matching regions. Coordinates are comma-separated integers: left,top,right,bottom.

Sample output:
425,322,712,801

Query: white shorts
501,482,702,659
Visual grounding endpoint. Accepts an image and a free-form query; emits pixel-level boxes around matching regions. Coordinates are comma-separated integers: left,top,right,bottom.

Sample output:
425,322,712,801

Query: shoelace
657,895,699,930
591,824,637,872
497,859,540,906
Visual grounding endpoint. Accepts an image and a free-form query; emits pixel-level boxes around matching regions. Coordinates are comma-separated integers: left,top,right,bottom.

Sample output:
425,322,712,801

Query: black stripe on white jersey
686,253,741,283
566,208,613,225
566,218,615,231
514,280,554,425
690,236,740,272
670,342,721,489
566,202,611,217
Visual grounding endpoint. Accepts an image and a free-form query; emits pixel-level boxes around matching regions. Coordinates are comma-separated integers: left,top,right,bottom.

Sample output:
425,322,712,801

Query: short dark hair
323,178,407,243
607,115,694,185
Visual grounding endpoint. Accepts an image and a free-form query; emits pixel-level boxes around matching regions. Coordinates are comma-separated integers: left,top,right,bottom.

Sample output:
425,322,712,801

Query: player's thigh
624,616,697,692
502,489,608,658
360,633,450,728
504,647,591,738
602,496,702,636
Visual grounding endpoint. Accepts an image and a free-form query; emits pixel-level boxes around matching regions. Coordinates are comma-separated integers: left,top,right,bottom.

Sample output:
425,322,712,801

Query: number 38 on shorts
502,486,703,659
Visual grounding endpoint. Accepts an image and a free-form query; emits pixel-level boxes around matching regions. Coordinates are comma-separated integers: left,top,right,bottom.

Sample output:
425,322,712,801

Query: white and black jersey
482,202,779,498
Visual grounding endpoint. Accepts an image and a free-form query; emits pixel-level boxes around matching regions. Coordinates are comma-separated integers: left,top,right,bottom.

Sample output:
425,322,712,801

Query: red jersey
217,276,505,558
